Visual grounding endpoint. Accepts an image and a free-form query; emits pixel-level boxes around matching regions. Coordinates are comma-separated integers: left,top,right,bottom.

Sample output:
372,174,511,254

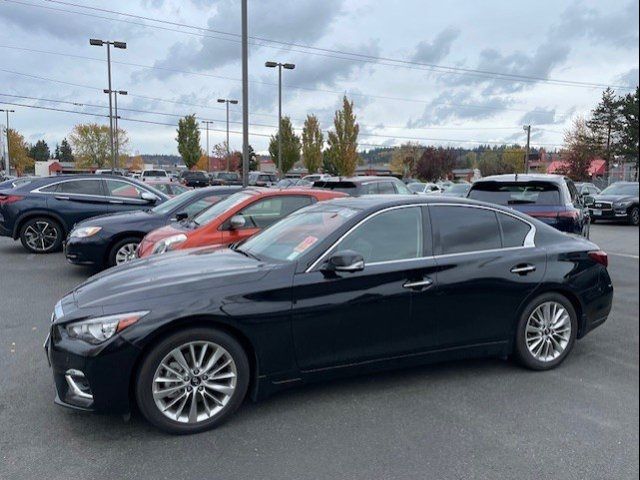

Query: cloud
614,68,639,88
412,27,460,64
518,108,565,125
152,0,344,77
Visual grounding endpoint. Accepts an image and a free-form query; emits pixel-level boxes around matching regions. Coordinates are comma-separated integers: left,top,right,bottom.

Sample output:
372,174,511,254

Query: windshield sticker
294,236,319,254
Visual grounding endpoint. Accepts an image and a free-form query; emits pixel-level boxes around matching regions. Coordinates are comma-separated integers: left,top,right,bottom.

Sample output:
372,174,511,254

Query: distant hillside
140,154,183,166
359,147,396,165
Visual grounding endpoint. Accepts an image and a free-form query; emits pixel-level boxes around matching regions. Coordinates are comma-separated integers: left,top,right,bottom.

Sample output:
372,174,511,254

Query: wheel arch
103,231,147,265
128,315,260,410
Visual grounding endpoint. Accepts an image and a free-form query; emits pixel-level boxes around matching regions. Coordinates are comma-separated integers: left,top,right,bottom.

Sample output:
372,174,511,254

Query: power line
0,47,576,116
28,0,635,91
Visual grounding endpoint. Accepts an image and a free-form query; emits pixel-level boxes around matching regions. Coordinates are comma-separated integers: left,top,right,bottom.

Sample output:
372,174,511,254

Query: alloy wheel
525,301,572,362
115,242,139,265
631,207,639,226
152,341,238,424
24,221,58,252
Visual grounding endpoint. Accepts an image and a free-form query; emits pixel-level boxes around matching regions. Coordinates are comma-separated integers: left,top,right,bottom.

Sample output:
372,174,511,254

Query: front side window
106,180,145,199
239,196,313,228
193,191,254,225
432,206,501,255
57,180,103,196
337,207,423,263
183,195,222,217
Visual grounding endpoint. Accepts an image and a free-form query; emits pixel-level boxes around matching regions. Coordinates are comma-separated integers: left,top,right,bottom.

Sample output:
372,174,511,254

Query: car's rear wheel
107,237,141,267
19,217,63,253
628,206,639,226
514,293,577,370
136,327,250,435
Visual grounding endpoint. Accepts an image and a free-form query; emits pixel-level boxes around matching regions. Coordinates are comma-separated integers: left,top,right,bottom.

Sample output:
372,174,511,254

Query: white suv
141,169,169,182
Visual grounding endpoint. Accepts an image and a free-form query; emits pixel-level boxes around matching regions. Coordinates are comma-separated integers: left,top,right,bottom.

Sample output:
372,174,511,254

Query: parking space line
608,252,640,260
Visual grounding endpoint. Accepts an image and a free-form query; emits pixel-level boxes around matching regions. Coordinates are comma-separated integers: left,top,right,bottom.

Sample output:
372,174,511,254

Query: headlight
151,234,187,255
66,311,149,344
614,200,633,208
70,226,102,238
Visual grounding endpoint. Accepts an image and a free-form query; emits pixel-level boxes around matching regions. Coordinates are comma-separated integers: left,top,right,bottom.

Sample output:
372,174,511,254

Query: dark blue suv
0,175,169,253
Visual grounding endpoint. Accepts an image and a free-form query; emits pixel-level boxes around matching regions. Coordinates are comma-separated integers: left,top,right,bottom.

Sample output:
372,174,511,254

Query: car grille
593,201,613,211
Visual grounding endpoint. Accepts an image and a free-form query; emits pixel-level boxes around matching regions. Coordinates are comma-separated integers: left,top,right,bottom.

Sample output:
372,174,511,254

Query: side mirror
141,191,157,203
322,250,365,273
229,215,246,230
174,211,188,222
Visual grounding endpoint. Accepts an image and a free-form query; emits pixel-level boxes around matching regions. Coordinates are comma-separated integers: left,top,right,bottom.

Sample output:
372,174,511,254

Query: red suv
137,188,346,257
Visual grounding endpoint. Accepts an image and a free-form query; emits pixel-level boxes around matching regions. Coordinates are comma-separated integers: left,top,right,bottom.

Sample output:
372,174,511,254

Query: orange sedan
137,187,346,257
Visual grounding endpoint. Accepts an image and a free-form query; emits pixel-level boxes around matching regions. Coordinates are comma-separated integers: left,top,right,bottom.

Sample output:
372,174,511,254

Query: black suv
589,181,639,225
0,175,168,253
180,171,209,188
312,176,413,195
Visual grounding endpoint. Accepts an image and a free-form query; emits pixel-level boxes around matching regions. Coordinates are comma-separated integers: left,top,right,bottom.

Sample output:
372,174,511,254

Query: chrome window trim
305,202,536,273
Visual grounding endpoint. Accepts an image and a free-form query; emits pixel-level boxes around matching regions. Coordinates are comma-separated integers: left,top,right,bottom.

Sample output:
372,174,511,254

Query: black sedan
588,181,639,226
0,175,169,253
45,195,613,434
65,186,242,269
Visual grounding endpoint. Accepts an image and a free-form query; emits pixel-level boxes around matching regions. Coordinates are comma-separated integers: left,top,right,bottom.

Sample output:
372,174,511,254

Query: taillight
588,250,608,268
0,194,24,205
557,210,580,219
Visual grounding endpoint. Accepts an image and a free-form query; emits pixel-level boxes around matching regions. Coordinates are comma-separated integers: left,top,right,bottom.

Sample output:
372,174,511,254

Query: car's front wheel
136,327,250,435
514,293,578,370
628,206,639,226
19,217,63,253
107,237,141,267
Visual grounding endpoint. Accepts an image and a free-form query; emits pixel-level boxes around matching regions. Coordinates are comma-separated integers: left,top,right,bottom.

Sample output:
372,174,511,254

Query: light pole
241,0,249,187
523,125,531,173
90,38,126,170
0,109,14,175
104,89,127,170
202,120,214,171
217,98,238,171
265,61,295,176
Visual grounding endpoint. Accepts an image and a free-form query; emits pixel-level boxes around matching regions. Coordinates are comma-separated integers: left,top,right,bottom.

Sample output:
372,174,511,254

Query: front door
45,179,112,228
291,206,438,371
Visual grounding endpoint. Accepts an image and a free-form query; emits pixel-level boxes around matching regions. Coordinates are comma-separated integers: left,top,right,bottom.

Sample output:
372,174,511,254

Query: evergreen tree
29,140,50,162
326,96,359,177
301,115,323,174
619,87,639,177
588,87,623,178
268,117,301,175
59,138,74,162
176,115,202,170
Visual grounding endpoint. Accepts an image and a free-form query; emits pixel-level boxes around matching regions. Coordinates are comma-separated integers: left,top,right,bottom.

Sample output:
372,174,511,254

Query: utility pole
265,61,295,177
217,98,238,171
523,125,531,173
0,109,14,175
202,120,214,171
90,39,126,171
241,0,249,187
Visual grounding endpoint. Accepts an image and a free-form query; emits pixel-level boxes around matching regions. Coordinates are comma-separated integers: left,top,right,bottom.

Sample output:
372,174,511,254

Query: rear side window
377,182,396,194
432,206,501,255
57,180,103,196
498,213,531,248
469,182,561,206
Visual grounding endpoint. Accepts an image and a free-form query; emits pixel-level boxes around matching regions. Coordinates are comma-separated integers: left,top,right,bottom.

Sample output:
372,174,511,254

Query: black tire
136,327,250,435
628,206,639,226
514,293,578,371
19,217,64,253
107,236,141,268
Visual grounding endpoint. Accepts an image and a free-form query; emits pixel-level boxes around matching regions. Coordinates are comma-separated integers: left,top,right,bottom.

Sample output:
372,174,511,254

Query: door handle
109,199,124,204
510,264,536,275
54,195,69,200
403,278,434,290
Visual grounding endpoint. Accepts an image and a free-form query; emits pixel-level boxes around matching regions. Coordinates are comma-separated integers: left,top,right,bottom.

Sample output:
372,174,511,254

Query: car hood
143,223,190,242
77,209,157,227
72,246,268,309
593,194,636,203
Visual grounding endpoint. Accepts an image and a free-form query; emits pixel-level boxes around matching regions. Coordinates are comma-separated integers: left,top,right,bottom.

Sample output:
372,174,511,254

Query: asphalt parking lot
0,224,638,480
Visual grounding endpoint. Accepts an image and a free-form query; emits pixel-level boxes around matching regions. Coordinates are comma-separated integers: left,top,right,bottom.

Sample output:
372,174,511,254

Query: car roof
319,176,400,184
475,173,567,184
243,187,347,198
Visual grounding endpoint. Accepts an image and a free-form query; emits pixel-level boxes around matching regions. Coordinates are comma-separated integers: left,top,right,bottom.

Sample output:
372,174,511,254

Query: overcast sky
1,0,638,156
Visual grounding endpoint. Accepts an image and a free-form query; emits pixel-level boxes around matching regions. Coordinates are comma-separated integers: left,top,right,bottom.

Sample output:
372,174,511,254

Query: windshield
240,204,359,262
151,189,202,215
408,183,425,193
193,191,253,225
446,184,471,194
219,173,239,181
469,182,561,205
600,183,639,196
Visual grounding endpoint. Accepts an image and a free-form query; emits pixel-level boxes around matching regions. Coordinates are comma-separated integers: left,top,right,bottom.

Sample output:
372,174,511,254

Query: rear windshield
143,170,166,177
469,181,562,206
184,171,207,179
218,173,239,181
313,181,357,194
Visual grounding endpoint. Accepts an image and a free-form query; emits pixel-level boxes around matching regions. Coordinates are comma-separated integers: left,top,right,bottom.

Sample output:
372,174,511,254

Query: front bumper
589,207,629,220
45,324,140,414
64,235,109,266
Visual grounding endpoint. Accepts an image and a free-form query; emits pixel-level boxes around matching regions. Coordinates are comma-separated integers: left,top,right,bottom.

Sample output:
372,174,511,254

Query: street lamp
0,108,15,175
265,61,295,176
217,98,239,171
105,89,127,169
91,38,127,170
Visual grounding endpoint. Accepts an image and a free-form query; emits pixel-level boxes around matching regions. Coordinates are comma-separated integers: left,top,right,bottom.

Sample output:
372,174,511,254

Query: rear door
426,204,546,347
45,179,111,228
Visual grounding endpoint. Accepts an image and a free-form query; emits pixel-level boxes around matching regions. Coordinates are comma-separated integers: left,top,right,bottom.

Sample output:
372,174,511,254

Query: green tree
501,148,526,173
69,123,112,168
29,140,50,162
301,114,324,174
59,138,74,162
238,145,259,175
268,116,301,175
588,87,624,178
176,115,202,170
390,142,424,177
477,150,507,177
326,96,360,176
619,86,639,177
